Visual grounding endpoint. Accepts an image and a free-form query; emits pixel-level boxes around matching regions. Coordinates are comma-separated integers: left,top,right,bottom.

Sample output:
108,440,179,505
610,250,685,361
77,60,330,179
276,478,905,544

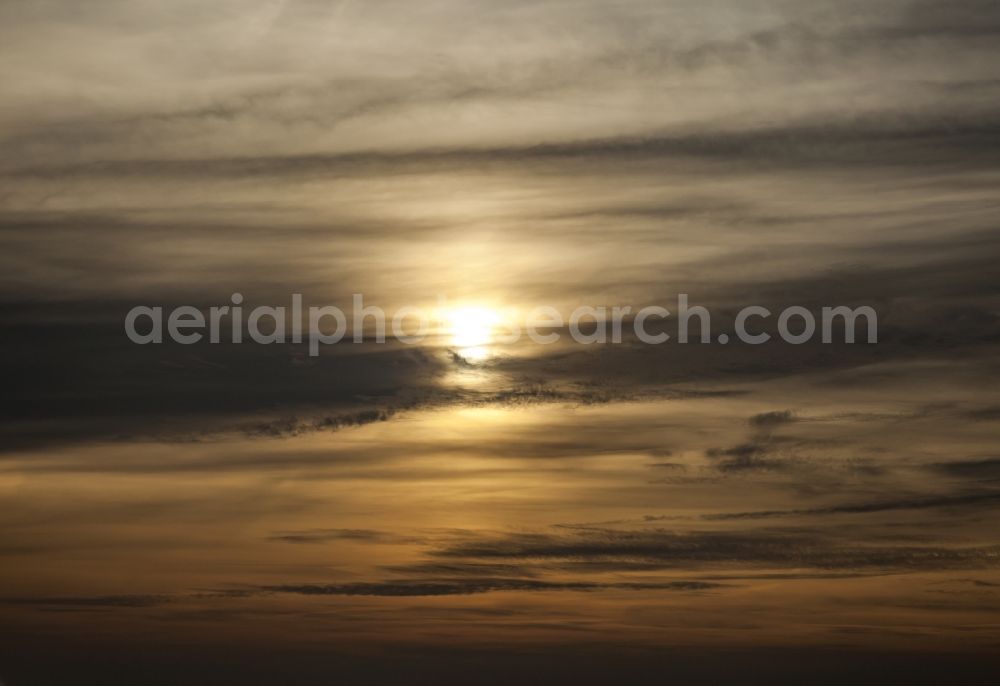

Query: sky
1,1,1000,683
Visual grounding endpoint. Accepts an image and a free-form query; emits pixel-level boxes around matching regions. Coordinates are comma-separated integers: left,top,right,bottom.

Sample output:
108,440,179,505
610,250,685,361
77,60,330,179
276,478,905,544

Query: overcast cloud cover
1,1,1000,683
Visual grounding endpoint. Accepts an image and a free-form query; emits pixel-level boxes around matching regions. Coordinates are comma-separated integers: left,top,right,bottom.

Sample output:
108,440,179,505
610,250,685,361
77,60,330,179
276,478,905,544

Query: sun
446,306,501,348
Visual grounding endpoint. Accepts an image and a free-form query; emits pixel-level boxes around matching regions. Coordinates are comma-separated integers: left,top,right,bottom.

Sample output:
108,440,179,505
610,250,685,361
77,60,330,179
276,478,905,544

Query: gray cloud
440,529,1000,572
2,594,169,608
701,492,1000,520
927,458,1000,480
261,578,724,597
749,410,796,428
268,528,421,545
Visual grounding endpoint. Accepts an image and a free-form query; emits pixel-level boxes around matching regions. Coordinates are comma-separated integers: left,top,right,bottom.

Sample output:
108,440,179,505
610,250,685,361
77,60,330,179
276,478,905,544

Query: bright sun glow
446,306,501,348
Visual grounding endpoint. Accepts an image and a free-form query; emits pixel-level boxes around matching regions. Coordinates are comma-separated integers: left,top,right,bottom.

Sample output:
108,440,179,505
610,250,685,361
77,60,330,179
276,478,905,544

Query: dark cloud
2,595,169,608
261,578,724,597
268,529,420,545
927,459,1000,480
706,447,789,473
893,0,1000,38
378,562,539,578
431,528,1000,572
964,406,1000,422
7,115,1000,182
749,410,796,428
701,492,1000,520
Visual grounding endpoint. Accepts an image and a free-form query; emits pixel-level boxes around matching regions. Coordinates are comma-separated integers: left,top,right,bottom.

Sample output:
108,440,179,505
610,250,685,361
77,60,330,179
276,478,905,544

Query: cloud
701,491,1000,520
964,406,1000,422
261,578,724,597
927,459,1000,480
2,595,169,608
268,528,420,545
430,528,1000,572
705,442,791,473
7,115,1000,183
749,410,796,428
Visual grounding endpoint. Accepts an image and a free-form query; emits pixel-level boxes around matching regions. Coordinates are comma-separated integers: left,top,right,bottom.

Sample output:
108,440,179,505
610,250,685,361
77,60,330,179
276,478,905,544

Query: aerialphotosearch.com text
124,294,878,356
